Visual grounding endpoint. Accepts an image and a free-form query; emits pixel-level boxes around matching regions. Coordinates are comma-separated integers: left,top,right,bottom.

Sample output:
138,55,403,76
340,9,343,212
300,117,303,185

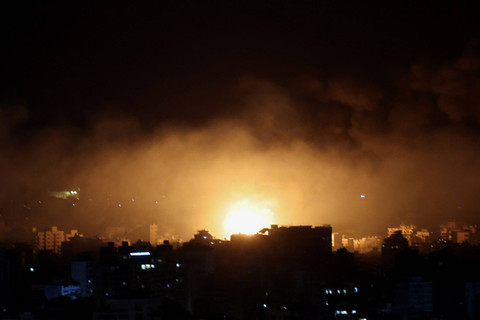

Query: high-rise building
465,282,480,319
394,277,433,318
257,224,333,258
34,226,82,254
332,232,342,250
381,231,409,269
149,224,159,246
72,261,97,298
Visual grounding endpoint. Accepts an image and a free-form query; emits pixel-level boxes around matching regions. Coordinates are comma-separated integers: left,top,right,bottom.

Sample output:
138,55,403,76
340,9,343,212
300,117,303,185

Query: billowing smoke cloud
1,43,480,241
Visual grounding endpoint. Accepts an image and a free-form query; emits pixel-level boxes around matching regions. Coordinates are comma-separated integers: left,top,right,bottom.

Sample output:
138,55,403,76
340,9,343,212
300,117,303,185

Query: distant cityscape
30,220,480,257
1,219,480,319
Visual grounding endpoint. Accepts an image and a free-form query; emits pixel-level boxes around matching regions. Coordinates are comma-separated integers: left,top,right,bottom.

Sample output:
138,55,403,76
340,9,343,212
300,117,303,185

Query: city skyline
3,220,480,319
25,219,480,251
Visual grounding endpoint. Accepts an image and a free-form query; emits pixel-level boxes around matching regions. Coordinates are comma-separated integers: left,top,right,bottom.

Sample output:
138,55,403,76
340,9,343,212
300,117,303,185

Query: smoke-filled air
2,42,480,241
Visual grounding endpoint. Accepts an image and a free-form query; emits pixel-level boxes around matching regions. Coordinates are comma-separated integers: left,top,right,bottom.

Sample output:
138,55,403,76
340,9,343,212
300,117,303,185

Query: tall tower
149,224,159,246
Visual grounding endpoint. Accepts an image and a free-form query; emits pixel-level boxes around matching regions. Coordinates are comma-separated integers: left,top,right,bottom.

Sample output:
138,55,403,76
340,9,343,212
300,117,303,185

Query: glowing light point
360,194,366,199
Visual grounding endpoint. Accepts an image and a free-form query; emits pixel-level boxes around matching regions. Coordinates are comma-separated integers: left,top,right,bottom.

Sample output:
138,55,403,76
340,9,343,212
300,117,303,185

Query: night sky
1,1,480,240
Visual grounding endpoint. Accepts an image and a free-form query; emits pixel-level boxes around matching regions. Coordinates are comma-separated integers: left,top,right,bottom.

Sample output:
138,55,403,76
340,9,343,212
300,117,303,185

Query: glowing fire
223,198,275,237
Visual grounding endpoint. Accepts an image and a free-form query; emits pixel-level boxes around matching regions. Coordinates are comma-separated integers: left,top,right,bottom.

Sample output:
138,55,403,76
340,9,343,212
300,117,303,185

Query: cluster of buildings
332,233,383,253
332,221,480,255
2,222,480,319
439,221,479,244
30,224,173,257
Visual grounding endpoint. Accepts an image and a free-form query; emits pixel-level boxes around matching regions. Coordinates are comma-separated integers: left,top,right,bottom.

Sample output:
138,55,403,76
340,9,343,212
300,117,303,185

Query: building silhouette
381,230,409,270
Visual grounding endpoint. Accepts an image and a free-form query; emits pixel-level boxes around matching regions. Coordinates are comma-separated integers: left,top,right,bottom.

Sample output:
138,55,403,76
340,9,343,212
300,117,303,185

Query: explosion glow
223,198,275,237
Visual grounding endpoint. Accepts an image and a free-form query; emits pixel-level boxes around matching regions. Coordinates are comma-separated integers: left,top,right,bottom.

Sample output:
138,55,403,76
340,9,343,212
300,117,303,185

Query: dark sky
1,1,480,240
2,1,477,126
